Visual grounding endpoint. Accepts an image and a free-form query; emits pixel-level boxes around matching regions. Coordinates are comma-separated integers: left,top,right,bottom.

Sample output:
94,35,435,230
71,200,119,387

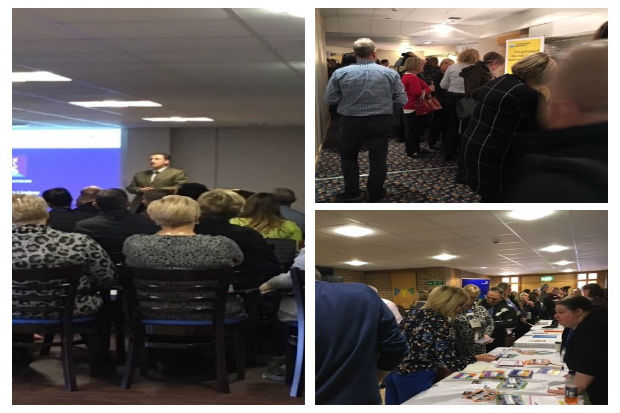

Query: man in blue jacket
316,281,409,404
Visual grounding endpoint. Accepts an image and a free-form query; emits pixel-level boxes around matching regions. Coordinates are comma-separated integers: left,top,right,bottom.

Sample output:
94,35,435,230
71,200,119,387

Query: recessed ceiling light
540,245,569,253
143,117,214,122
480,266,488,269
501,272,513,276
508,209,555,221
562,269,575,273
345,260,368,266
332,225,373,238
12,71,71,82
70,100,161,108
554,260,573,266
423,41,432,45
432,253,458,261
432,24,453,34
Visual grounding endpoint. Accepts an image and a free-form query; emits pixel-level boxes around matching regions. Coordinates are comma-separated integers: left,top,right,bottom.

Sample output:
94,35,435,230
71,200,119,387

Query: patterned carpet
315,138,481,203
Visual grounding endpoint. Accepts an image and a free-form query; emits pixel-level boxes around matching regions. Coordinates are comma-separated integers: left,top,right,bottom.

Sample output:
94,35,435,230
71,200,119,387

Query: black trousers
340,115,391,199
404,112,426,155
444,92,464,160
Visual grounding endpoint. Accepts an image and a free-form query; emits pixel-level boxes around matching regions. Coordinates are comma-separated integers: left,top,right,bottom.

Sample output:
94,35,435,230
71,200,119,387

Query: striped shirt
325,59,407,116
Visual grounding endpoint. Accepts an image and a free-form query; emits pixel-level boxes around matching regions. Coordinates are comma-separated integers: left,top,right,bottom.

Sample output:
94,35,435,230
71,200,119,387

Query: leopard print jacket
12,225,116,317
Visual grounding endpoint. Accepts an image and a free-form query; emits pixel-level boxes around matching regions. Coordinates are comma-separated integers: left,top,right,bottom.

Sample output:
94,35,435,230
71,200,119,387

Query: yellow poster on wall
505,37,545,74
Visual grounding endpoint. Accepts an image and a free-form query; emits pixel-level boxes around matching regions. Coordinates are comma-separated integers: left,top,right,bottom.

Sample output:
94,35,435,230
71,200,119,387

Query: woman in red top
401,55,433,157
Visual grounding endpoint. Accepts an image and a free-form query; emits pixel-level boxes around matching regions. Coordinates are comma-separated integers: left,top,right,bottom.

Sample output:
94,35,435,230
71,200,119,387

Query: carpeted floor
315,138,481,203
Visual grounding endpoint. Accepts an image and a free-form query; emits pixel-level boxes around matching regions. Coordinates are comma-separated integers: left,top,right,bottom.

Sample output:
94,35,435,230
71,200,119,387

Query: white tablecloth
403,346,581,405
513,323,564,349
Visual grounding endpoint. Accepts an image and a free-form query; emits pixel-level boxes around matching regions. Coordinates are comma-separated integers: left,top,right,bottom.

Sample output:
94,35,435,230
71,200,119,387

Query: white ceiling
322,8,530,50
12,8,304,129
316,210,608,275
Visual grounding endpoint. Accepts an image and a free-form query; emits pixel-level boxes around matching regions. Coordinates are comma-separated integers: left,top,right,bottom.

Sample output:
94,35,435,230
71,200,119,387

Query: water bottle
564,371,578,404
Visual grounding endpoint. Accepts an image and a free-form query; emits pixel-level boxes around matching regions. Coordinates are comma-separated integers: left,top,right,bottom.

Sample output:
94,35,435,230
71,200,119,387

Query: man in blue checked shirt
325,38,407,202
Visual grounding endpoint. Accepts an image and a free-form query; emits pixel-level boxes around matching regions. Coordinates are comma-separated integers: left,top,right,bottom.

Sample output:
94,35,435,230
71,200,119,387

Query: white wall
123,126,305,211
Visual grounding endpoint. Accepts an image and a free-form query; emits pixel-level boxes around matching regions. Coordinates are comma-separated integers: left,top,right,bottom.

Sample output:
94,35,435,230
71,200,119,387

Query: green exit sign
541,276,554,282
427,280,445,286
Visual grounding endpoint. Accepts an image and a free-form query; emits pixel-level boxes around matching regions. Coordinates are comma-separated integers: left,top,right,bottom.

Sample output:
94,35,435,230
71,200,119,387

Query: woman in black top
456,52,556,201
551,296,607,404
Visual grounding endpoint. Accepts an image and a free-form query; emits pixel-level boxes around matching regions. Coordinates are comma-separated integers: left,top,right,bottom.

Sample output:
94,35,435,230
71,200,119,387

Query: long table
513,321,564,349
403,344,581,405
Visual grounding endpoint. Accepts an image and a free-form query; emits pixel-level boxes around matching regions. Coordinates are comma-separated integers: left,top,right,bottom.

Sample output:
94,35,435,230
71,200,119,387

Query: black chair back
92,235,127,265
265,238,297,272
13,265,83,323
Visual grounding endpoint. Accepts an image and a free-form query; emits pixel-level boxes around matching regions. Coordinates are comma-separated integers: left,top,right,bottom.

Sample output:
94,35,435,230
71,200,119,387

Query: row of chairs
12,264,305,396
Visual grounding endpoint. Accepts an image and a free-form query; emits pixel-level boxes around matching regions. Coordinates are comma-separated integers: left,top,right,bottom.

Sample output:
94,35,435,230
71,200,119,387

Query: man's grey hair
353,38,376,58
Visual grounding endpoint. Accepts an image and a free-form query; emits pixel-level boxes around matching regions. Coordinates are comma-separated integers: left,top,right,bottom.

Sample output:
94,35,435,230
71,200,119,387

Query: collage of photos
11,6,610,408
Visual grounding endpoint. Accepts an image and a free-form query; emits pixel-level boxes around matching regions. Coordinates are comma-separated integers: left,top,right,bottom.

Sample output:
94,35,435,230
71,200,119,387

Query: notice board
505,36,545,74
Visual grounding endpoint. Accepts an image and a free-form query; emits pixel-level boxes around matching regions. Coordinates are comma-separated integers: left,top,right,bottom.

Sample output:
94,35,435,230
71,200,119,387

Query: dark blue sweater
315,282,409,404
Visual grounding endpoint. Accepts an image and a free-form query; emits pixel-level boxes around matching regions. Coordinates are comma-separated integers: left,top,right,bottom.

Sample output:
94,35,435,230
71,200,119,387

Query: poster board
505,36,545,74
462,278,491,298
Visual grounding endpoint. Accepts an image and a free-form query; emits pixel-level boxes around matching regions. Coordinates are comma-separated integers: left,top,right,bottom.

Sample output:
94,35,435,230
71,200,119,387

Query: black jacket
47,207,95,232
500,122,608,202
73,208,159,237
481,299,518,338
194,217,280,287
460,61,492,95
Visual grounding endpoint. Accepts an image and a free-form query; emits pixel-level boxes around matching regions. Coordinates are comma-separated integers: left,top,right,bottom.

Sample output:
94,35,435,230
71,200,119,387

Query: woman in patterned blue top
384,285,496,404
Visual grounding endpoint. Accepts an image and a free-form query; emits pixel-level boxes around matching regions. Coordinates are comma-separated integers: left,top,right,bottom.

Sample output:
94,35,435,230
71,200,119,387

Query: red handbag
414,95,442,116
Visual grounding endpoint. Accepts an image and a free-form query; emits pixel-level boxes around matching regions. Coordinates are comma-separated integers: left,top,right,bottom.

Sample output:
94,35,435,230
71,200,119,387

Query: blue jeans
384,370,437,405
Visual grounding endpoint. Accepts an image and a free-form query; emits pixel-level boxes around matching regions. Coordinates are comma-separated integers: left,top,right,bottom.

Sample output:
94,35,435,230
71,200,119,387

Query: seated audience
582,283,607,312
42,187,94,232
230,192,303,246
551,296,607,404
123,195,244,317
481,287,518,350
175,182,209,200
385,286,496,404
75,185,101,213
501,41,607,202
316,280,408,404
12,194,115,317
273,187,305,235
452,284,494,360
74,188,159,238
140,188,167,211
457,52,556,201
195,189,280,287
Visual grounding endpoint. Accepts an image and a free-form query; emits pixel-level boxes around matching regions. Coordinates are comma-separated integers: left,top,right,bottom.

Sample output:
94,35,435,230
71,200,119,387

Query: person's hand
259,283,269,293
139,187,154,193
429,84,436,92
475,354,497,363
483,334,492,340
547,387,564,395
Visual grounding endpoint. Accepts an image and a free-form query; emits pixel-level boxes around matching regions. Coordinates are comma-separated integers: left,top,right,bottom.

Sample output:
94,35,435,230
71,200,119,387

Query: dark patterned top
12,224,116,317
396,309,475,374
452,303,495,360
123,234,243,269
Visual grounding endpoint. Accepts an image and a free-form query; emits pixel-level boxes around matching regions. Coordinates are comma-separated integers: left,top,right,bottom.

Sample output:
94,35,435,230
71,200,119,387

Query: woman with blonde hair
457,52,556,201
230,192,302,246
384,285,496,404
440,48,480,161
401,54,433,158
195,189,280,286
452,284,494,360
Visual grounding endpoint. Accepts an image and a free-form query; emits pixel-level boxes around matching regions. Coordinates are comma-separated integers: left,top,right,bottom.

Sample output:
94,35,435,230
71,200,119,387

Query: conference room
315,8,608,203
12,8,304,404
316,209,608,405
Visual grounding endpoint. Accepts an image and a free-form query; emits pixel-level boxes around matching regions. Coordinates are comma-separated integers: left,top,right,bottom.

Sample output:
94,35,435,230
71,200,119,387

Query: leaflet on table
523,358,552,366
450,372,479,380
508,369,534,379
497,377,527,390
461,389,497,403
481,370,506,379
536,368,563,376
496,359,523,367
532,335,558,338
514,349,554,355
497,394,526,405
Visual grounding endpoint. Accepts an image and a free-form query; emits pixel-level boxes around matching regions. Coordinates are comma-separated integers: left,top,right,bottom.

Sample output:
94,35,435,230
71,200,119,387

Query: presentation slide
12,129,121,202
462,278,490,298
